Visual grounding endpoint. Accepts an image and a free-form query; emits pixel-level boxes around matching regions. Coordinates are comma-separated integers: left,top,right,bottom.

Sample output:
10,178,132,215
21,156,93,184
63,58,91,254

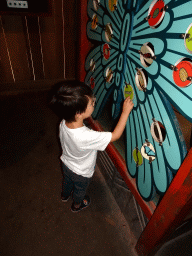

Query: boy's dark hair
49,80,94,122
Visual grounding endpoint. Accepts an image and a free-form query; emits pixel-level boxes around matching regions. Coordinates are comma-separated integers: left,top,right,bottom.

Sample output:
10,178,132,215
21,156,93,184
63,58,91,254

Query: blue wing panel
85,0,189,202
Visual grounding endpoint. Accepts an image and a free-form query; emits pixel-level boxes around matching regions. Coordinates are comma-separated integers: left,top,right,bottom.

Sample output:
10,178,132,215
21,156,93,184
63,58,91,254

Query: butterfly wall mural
84,0,192,201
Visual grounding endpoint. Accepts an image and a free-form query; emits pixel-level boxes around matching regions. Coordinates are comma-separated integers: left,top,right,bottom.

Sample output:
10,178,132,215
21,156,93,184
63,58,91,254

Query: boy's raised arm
111,97,134,143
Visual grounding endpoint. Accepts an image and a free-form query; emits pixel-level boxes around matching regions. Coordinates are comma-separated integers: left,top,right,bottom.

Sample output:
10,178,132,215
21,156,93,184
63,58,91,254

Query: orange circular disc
92,14,98,30
103,43,110,60
108,0,118,12
148,0,165,28
173,60,192,88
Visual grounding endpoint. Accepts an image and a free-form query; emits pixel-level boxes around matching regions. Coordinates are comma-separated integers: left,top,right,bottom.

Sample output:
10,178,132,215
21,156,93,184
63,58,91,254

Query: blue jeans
61,162,92,204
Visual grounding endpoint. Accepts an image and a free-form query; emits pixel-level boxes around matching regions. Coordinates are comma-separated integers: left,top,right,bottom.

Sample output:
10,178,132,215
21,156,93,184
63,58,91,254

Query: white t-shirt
59,120,112,178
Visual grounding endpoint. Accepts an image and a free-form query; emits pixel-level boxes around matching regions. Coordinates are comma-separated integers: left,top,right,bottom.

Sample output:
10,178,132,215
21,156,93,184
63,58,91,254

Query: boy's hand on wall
122,97,134,116
111,97,134,142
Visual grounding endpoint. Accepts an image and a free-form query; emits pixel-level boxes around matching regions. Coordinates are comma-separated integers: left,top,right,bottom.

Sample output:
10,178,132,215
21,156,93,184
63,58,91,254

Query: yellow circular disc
133,148,143,166
124,84,134,100
185,24,192,54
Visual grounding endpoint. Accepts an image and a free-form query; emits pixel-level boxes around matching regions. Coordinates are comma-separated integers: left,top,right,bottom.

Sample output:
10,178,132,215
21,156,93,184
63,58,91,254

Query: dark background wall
0,0,77,89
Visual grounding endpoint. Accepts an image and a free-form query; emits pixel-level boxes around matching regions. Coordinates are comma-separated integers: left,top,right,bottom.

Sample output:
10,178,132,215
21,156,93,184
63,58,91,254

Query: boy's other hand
122,97,134,116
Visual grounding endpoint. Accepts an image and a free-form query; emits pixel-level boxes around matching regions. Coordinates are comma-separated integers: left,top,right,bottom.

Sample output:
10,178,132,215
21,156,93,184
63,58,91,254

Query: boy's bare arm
111,97,134,143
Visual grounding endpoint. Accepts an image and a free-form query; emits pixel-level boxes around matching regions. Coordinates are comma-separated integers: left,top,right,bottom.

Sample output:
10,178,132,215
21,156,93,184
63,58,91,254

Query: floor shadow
0,92,46,168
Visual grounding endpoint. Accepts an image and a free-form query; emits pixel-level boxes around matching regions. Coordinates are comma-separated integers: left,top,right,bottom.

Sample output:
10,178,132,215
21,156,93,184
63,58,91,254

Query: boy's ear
75,111,82,119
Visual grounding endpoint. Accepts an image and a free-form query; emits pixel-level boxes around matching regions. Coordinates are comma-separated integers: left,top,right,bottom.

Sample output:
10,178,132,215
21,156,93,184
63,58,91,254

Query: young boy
50,80,134,213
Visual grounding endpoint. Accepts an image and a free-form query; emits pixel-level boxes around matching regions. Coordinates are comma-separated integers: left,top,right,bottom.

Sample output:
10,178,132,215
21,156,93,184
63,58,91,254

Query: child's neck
65,120,84,129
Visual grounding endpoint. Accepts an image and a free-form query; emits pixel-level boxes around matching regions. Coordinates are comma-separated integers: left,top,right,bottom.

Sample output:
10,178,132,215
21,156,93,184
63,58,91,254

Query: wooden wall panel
0,17,14,83
38,16,58,80
0,0,77,91
63,0,77,79
37,0,66,80
1,15,30,81
23,16,45,80
53,0,65,79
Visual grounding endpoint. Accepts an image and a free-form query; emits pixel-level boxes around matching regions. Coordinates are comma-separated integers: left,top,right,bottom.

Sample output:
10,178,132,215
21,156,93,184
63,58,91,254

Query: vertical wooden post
136,148,192,256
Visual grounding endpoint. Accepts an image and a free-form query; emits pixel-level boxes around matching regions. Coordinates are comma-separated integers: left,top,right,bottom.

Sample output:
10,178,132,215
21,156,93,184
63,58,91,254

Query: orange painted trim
136,148,192,255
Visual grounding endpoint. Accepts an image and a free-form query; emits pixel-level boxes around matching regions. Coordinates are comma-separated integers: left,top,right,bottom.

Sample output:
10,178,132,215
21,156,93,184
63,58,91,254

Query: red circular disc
148,0,165,27
90,77,95,89
173,60,192,87
103,43,110,60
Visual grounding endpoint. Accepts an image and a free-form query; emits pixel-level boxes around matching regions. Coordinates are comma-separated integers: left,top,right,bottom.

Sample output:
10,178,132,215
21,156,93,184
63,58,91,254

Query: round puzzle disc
173,60,192,87
184,24,192,54
106,67,113,83
93,0,100,11
108,0,118,12
141,141,156,162
90,59,96,72
140,43,155,67
133,148,143,166
91,14,98,30
151,120,166,145
148,0,165,28
124,84,134,100
103,43,110,60
105,23,113,42
135,69,147,91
